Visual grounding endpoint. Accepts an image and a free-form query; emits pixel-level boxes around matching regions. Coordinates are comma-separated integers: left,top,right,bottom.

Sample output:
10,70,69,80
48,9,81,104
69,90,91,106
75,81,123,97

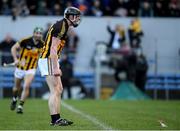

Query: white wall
0,16,180,73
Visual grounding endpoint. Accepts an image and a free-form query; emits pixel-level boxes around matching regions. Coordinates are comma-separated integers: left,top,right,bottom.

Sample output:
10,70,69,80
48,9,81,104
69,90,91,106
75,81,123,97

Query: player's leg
38,58,73,126
10,68,24,111
46,75,73,126
46,75,62,120
17,73,35,114
10,77,22,110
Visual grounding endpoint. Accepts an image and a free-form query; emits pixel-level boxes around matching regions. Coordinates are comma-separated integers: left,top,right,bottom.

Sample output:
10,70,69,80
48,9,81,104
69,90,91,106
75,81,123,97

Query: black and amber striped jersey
17,36,44,70
40,18,69,58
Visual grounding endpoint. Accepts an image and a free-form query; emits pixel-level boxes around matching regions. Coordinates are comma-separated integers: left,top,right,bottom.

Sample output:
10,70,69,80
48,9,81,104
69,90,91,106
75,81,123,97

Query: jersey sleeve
18,37,30,47
52,21,66,40
18,39,26,47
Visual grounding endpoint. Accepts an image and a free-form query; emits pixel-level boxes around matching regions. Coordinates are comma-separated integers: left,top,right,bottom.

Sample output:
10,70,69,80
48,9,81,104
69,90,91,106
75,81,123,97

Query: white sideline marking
62,101,114,130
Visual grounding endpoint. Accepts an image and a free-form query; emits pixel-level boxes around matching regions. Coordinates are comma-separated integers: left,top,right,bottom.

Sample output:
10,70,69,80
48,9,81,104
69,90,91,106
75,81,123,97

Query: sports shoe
50,118,73,126
16,105,23,114
10,100,17,111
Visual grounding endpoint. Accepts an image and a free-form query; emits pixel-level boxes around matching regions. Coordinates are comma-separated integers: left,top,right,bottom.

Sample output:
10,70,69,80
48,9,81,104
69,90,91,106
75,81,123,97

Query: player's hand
14,59,19,65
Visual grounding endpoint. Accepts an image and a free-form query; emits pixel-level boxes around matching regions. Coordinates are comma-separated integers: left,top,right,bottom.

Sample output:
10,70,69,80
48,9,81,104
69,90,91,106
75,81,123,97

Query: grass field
0,99,180,130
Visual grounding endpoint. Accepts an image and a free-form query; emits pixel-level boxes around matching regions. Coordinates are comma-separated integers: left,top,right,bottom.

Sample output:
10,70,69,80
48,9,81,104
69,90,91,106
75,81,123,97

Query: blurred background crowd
0,0,180,18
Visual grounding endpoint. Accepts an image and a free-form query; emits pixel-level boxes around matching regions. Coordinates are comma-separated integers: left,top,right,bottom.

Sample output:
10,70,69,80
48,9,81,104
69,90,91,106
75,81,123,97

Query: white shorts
14,68,36,79
38,58,61,76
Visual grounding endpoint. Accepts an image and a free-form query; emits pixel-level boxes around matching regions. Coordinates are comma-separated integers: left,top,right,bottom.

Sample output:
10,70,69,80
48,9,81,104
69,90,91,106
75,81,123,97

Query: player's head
64,7,81,28
33,27,43,41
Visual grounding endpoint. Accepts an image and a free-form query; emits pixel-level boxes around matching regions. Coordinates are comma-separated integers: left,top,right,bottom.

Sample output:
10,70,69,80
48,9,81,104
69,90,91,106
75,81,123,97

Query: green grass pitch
0,99,179,130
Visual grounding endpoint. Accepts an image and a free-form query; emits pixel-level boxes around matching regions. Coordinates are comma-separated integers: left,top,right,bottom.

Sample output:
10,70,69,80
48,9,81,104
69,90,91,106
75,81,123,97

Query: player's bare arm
50,37,62,76
11,42,20,65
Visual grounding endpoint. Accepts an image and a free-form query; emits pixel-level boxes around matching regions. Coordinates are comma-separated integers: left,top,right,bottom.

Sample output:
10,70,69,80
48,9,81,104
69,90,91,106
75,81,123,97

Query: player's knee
55,85,63,95
53,82,63,92
54,91,60,98
53,90,60,98
52,86,62,98
24,87,29,91
24,83,30,88
24,85,30,91
59,86,63,94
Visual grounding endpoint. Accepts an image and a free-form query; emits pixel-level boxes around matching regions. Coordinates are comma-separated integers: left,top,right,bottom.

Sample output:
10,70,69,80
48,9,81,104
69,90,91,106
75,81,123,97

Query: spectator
139,1,152,17
117,42,131,55
60,54,74,99
60,54,87,99
52,3,63,16
168,0,180,17
108,42,137,83
127,0,140,17
134,48,148,92
0,33,16,65
65,0,74,8
26,0,37,15
90,0,103,17
75,0,90,15
0,0,180,17
107,21,126,51
101,0,112,16
11,0,29,20
153,0,169,17
112,0,128,17
119,43,136,82
36,0,50,15
128,18,144,48
110,53,129,82
0,0,11,15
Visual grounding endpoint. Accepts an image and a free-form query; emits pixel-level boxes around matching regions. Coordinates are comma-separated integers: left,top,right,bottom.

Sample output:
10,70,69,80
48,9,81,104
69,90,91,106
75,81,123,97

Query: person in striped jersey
10,27,44,114
38,7,81,126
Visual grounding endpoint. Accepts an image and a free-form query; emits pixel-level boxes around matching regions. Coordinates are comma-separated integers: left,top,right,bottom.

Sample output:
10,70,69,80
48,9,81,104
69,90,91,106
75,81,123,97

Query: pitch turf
0,99,179,130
